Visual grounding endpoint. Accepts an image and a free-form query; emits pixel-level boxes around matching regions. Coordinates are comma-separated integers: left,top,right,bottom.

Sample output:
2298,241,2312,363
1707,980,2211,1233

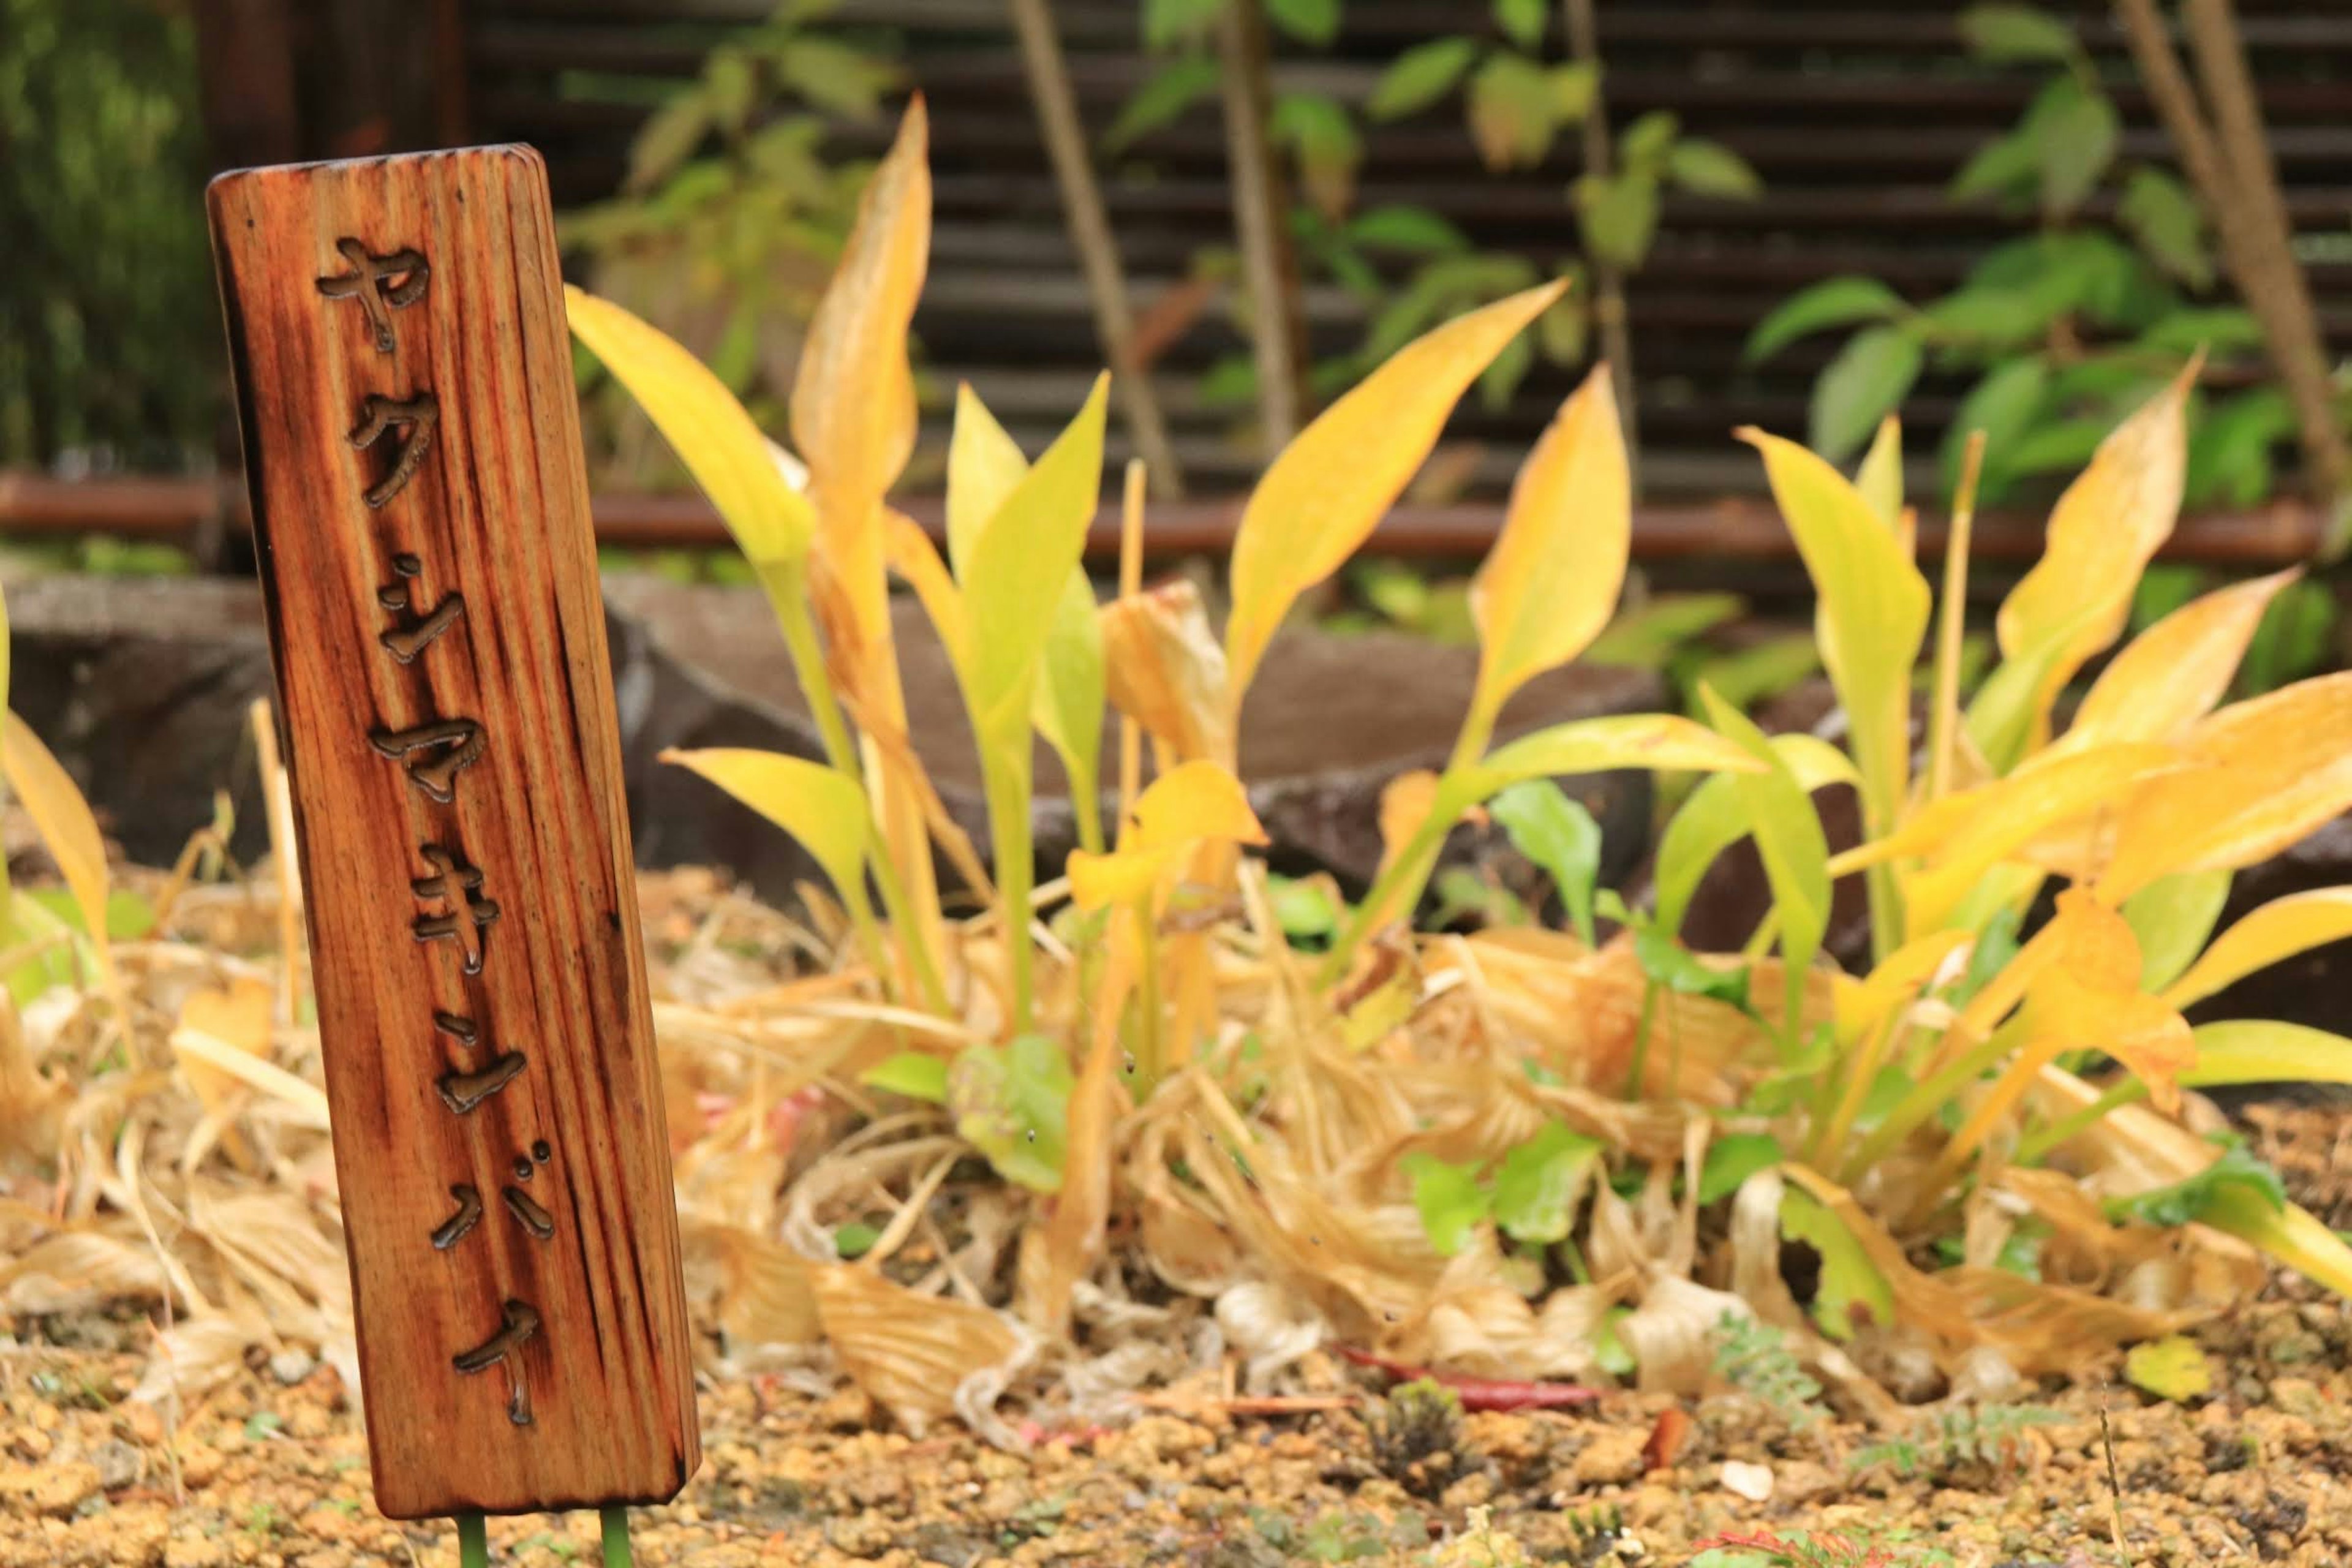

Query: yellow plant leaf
564,287,816,567
1468,365,1628,722
1068,760,1264,911
2,710,115,989
1831,928,1970,1044
2098,672,2352,899
1099,580,1231,765
1377,770,1444,878
2161,886,2352,1010
1467,714,1768,799
2123,1335,2211,1401
1654,733,1856,937
1853,414,1901,528
1698,685,1830,996
2183,1020,2352,1089
883,510,968,668
2059,568,2298,753
1740,428,1931,836
661,748,870,902
1225,282,1566,701
1895,743,2183,935
1994,363,2195,734
790,97,930,552
2017,967,2192,1117
962,375,1109,743
945,382,1028,575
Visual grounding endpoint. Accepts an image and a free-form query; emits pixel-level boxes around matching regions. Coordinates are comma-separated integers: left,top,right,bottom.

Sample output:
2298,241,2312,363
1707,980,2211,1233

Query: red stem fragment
1335,1346,1602,1411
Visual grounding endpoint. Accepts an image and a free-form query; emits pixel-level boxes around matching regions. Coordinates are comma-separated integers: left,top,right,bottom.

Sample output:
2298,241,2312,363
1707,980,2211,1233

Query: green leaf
1033,568,1107,832
1267,0,1340,44
2183,1022,2352,1091
1653,736,1856,940
1594,1306,1637,1375
2105,1139,2285,1229
1477,331,1536,411
1272,92,1363,219
1945,356,2049,498
1345,203,1471,255
1401,1152,1490,1256
1698,1133,1784,1206
1688,635,1822,718
1667,138,1762,200
1958,4,2079,62
862,1050,950,1104
1854,415,1902,527
1781,1188,1894,1340
2122,870,2234,993
1548,62,1599,123
2025,76,2118,218
833,1221,882,1260
949,1034,1074,1193
1574,171,1660,270
2120,167,2212,290
1586,592,1746,667
1489,781,1604,946
1632,925,1752,1012
1104,58,1223,155
1744,276,1908,364
2141,306,2264,357
1917,287,2044,349
2188,388,2294,510
1468,52,1561,170
1809,326,1924,465
1270,875,1346,943
1366,36,1480,121
1619,110,1679,174
1493,0,1546,50
1698,687,1831,1027
1950,129,2041,206
1493,1121,1603,1244
1143,0,1226,50
2239,574,2337,694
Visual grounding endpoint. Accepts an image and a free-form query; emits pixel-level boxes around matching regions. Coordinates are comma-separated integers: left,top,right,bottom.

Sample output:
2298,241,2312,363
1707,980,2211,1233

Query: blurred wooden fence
135,2,2352,559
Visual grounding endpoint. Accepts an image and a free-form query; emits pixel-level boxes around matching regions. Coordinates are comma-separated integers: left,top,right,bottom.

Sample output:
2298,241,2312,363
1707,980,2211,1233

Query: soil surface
6,1105,2350,1568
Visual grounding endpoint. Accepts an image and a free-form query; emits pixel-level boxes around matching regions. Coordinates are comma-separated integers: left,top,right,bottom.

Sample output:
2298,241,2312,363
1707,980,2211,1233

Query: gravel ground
4,1282,2348,1568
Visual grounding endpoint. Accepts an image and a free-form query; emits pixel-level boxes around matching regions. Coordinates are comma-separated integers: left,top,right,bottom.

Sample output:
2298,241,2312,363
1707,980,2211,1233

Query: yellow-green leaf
661,747,870,901
2098,671,2352,899
2162,886,2352,1009
2122,870,2234,994
1033,568,1107,826
946,382,1028,576
2182,1020,2352,1089
962,375,1109,742
2204,1186,2352,1300
1994,363,2194,737
1740,428,1931,837
1853,414,1902,529
1,710,115,989
1468,713,1768,800
1780,1188,1894,1341
2124,1335,2211,1401
565,287,816,566
1698,685,1830,993
1468,363,1627,722
1965,600,2107,774
791,96,930,554
2059,569,2297,753
1654,734,1856,937
1226,282,1566,700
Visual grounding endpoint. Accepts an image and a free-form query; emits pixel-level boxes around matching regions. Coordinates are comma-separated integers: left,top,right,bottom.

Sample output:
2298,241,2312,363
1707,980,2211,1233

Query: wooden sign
208,147,698,1520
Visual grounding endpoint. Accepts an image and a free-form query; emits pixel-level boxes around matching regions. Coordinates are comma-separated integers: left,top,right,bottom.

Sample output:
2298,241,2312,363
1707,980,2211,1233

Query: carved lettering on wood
210,146,698,1520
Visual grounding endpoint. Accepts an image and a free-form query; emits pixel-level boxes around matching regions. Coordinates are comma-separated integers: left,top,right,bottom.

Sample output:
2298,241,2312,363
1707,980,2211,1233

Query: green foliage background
0,0,219,469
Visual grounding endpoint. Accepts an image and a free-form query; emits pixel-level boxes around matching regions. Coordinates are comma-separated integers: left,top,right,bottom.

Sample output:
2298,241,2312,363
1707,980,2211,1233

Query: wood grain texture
208,146,698,1520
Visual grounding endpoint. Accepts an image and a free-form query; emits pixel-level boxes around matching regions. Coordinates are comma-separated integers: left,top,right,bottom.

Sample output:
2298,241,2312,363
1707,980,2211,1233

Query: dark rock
11,573,1667,913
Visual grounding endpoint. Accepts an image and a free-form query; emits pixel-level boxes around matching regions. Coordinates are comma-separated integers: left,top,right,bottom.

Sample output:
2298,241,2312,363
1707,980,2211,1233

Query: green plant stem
458,1515,488,1568
1317,708,1497,987
983,755,1036,1032
1842,1018,2022,1183
865,849,949,1012
1070,777,1105,858
2015,1079,2147,1165
600,1506,633,1568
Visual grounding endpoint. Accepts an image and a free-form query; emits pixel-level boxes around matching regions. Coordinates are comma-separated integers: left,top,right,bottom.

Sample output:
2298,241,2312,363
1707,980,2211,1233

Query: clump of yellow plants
569,97,2352,1419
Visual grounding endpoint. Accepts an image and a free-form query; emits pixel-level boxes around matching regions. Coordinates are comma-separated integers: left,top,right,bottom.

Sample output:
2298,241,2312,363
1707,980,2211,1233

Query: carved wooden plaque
208,147,698,1520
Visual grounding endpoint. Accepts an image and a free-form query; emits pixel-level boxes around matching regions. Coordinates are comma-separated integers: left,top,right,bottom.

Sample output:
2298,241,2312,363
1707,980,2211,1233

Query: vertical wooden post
208,146,698,1520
